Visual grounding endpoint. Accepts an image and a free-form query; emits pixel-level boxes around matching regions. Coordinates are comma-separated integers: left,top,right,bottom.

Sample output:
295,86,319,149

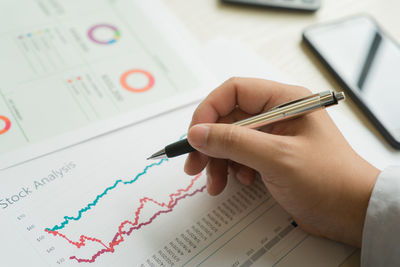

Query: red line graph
45,174,204,263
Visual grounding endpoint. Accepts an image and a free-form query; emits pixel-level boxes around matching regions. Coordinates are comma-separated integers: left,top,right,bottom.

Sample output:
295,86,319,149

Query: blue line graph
46,159,168,232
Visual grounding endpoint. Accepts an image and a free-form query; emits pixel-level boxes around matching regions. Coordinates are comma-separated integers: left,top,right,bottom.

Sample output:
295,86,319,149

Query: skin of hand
184,77,380,248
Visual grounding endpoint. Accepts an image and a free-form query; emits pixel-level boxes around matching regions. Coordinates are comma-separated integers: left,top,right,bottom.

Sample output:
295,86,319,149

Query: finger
186,108,251,174
188,123,287,171
206,158,228,196
190,77,310,128
234,164,256,186
217,107,252,124
184,151,209,175
229,161,256,185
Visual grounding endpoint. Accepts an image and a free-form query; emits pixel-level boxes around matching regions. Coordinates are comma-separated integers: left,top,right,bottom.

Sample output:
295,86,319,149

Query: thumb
187,123,280,171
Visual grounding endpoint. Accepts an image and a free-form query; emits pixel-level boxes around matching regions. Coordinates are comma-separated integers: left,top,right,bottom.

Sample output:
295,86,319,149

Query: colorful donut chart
87,24,120,45
120,70,155,93
0,115,11,135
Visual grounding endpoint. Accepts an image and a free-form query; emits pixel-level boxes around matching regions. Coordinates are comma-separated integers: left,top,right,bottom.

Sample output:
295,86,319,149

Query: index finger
189,77,308,128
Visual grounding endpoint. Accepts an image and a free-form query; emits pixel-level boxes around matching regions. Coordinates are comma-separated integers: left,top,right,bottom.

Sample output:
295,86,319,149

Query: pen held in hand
147,91,345,160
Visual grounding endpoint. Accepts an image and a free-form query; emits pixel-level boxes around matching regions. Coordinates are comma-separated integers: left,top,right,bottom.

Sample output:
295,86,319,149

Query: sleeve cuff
361,166,400,266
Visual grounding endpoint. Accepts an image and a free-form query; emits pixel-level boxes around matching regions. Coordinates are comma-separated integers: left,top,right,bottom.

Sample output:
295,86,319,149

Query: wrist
333,159,380,247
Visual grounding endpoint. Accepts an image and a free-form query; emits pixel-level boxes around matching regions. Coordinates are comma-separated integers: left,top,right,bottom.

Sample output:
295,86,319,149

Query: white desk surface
164,0,400,266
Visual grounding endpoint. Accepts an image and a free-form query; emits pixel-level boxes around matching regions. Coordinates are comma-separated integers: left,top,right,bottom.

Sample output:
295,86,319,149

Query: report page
0,0,211,169
0,104,354,267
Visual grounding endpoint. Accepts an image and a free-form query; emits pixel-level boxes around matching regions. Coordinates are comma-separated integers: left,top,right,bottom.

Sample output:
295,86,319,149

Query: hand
184,77,380,247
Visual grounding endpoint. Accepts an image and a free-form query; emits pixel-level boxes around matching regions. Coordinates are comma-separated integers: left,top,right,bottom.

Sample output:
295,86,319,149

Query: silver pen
147,90,345,160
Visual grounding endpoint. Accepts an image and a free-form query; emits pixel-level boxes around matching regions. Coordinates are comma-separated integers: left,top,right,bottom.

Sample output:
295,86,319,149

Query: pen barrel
165,139,195,158
155,91,344,160
234,91,339,129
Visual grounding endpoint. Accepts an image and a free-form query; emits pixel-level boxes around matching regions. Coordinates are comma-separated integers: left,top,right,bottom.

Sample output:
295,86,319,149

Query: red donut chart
120,69,154,93
0,115,11,135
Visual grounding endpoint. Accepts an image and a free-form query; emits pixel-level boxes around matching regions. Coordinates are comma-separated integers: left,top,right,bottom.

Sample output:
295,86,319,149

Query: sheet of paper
0,103,354,267
202,38,290,85
0,0,213,169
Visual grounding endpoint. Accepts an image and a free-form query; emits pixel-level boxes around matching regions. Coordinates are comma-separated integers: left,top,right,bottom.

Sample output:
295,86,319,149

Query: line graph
46,158,168,232
2,153,333,267
45,174,202,248
44,157,205,263
70,185,206,263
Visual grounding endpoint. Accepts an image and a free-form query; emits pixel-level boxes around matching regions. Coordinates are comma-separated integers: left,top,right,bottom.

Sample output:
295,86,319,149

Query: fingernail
189,125,210,148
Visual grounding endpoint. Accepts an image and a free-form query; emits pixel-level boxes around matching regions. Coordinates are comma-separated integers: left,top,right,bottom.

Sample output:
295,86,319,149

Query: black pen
147,91,345,160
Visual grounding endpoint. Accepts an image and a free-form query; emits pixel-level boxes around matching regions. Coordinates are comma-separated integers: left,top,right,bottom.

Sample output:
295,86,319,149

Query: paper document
0,103,354,267
0,0,212,169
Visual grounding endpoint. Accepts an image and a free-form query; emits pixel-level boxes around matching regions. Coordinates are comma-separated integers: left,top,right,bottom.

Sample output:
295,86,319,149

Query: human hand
184,78,380,247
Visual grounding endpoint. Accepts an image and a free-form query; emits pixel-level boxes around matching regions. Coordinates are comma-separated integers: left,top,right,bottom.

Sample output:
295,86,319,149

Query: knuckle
270,137,302,170
226,76,241,87
191,111,202,124
294,86,312,96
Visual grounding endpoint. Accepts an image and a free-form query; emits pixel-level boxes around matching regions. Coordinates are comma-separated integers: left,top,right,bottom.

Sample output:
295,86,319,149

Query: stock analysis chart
0,154,324,266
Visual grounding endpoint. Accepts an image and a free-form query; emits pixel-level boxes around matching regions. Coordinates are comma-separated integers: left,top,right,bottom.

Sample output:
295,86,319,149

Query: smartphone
303,15,400,149
222,0,321,12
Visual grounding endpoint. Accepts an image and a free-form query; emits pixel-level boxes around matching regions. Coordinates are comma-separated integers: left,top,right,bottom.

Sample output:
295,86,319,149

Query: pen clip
268,93,320,111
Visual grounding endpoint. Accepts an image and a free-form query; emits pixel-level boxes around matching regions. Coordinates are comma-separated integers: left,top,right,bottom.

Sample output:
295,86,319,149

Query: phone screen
304,16,400,143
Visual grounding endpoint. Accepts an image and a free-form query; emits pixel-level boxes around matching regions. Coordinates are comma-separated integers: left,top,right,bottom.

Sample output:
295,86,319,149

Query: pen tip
147,148,167,160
